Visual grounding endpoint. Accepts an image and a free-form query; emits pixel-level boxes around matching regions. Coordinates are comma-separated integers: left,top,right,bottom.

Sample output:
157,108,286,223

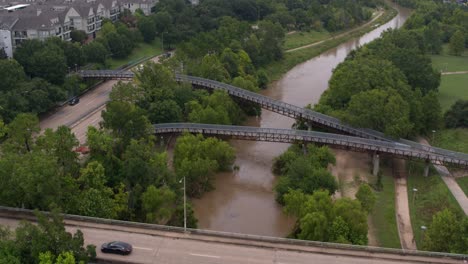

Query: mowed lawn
456,177,468,197
438,74,468,111
369,170,401,248
432,128,468,159
431,45,468,72
107,38,163,69
284,31,330,50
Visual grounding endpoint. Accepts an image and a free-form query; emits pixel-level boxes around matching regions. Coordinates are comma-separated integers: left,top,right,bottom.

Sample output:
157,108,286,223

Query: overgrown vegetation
273,144,337,204
369,171,401,248
0,210,96,263
272,144,377,245
406,161,464,249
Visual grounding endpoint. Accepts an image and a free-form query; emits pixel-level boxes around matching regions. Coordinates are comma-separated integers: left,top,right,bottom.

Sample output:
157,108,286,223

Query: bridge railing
0,205,466,262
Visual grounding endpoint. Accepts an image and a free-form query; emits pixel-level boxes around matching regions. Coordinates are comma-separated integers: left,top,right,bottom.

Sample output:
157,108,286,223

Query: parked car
101,241,133,255
68,97,80,106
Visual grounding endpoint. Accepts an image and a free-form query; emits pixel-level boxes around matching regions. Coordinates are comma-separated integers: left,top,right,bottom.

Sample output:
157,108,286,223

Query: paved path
418,138,468,215
394,174,417,250
441,175,468,215
441,71,468,75
285,11,384,53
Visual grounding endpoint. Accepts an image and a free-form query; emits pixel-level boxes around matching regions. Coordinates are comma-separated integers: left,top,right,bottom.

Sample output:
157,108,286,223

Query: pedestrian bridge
154,123,468,169
78,70,468,167
78,70,390,141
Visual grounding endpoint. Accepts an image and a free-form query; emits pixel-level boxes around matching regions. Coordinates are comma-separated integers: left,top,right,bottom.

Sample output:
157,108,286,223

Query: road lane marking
133,246,153,251
189,253,221,259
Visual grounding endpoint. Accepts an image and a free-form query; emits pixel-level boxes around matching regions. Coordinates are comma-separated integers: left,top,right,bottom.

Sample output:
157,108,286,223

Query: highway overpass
0,206,465,264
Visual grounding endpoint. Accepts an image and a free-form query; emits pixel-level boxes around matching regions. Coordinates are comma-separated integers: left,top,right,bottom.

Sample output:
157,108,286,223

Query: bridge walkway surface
77,70,468,166
0,206,466,264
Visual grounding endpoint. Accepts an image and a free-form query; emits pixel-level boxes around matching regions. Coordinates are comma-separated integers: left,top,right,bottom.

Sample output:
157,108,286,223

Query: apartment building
0,0,158,57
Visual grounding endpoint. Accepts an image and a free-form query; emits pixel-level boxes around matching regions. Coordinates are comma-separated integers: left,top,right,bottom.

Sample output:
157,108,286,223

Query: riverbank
265,7,398,81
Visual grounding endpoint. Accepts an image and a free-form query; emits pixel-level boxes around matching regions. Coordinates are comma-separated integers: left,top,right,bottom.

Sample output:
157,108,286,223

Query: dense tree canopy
0,210,95,263
315,27,444,138
273,144,337,204
284,189,369,245
174,133,235,197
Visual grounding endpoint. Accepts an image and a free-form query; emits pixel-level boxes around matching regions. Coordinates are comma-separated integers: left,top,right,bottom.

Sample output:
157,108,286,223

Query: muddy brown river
193,2,411,237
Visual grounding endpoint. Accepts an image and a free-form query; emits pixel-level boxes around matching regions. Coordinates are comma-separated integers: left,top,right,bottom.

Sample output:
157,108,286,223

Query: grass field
369,169,401,248
431,45,468,73
407,161,463,249
107,38,163,69
284,31,330,50
456,177,468,196
432,128,468,154
438,74,468,111
265,8,397,81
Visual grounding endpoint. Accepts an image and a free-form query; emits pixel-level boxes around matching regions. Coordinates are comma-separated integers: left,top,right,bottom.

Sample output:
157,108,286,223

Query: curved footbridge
154,123,468,172
78,70,468,174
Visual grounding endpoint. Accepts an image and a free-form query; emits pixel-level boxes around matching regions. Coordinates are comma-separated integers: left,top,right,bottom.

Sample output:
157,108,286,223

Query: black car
68,97,80,106
101,241,133,255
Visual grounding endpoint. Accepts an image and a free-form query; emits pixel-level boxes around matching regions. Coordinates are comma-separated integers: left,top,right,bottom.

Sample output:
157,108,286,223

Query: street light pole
412,188,418,206
180,176,187,231
432,130,436,144
421,225,427,244
183,176,186,231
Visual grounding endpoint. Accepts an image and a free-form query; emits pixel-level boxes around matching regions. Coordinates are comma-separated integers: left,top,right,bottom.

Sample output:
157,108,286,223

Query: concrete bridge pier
373,153,380,176
306,122,313,131
424,161,430,177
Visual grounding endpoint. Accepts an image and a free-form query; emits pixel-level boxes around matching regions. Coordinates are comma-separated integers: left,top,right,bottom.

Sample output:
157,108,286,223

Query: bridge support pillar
306,122,312,131
372,153,380,176
424,161,430,177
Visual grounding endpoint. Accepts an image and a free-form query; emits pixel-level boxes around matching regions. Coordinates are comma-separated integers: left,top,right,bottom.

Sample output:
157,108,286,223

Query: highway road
39,54,165,144
0,216,461,264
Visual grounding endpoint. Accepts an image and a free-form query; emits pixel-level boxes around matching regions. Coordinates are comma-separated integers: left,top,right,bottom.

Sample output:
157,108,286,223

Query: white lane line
189,253,221,259
133,246,153,251
86,98,97,106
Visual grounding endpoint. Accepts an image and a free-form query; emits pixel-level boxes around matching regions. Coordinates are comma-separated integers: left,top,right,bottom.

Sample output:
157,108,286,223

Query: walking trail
418,138,468,215
393,159,417,250
441,71,468,75
285,11,384,53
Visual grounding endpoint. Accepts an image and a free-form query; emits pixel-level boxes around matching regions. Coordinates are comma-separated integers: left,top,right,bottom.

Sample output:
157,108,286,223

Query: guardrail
0,205,466,263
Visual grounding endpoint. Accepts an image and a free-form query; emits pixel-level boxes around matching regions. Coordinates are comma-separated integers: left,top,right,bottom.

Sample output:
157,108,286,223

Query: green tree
174,133,235,197
28,45,67,84
138,16,157,43
0,59,26,92
142,185,176,224
444,100,468,128
83,42,108,64
423,209,468,254
355,184,376,213
344,89,413,138
76,161,117,218
449,30,465,56
101,101,152,145
36,126,80,177
14,210,96,263
70,30,87,44
3,113,40,153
